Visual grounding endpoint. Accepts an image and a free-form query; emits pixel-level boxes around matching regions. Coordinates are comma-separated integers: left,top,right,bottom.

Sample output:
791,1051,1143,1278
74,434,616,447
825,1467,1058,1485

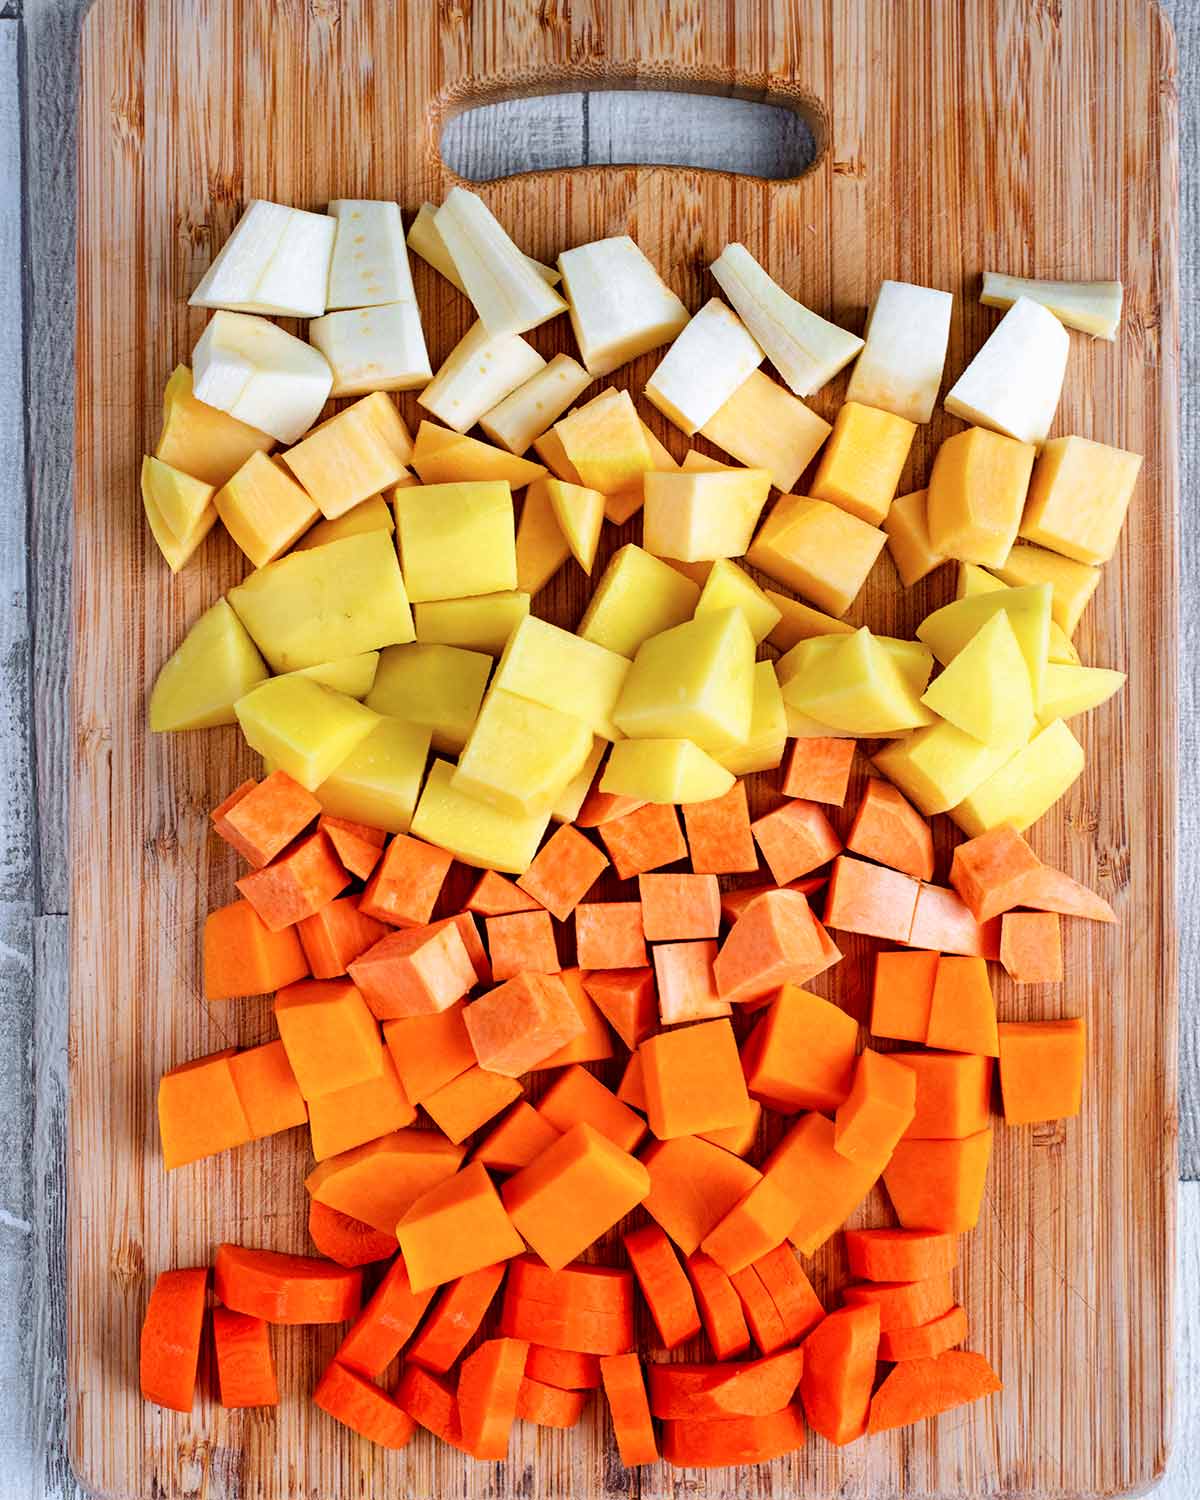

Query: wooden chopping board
71,1,1180,1496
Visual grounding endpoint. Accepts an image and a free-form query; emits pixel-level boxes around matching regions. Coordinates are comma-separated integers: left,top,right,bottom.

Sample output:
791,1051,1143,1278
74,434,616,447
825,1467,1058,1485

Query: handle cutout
442,88,823,183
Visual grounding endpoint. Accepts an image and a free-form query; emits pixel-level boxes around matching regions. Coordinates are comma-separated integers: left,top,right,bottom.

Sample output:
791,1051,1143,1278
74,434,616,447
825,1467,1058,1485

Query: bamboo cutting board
71,1,1179,1496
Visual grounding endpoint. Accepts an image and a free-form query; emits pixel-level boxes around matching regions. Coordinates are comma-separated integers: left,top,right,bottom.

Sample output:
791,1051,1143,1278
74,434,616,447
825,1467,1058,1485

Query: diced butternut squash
833,1050,917,1165
641,1019,752,1140
1019,434,1142,564
304,1128,466,1232
643,469,772,561
273,978,382,1100
699,368,831,491
538,1066,645,1154
765,1114,887,1256
228,1041,307,1139
204,898,310,999
870,949,938,1043
746,494,886,616
215,452,319,565
641,1136,763,1257
997,1018,1086,1123
892,1051,992,1139
925,956,998,1056
307,1045,416,1160
883,1130,993,1232
992,542,1101,637
883,489,945,587
383,1003,475,1105
155,364,274,487
926,425,1036,566
396,1164,525,1291
741,984,857,1113
515,478,571,594
810,401,916,526
158,1049,252,1169
422,1066,524,1144
410,420,544,487
555,389,654,507
295,897,387,980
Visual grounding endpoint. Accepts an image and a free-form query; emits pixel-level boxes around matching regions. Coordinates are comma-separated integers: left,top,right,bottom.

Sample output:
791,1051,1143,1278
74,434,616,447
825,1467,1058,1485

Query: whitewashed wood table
0,0,1196,1493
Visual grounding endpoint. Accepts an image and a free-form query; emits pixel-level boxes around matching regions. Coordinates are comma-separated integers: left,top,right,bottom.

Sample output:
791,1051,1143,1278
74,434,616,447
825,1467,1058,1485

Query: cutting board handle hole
441,87,824,183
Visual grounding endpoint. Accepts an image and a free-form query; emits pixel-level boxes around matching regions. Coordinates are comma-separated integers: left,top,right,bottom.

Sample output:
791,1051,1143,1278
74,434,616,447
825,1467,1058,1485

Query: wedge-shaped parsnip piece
479,354,594,454
981,272,1123,340
558,236,689,376
192,311,333,444
189,199,336,318
407,202,561,293
644,298,764,436
434,187,568,336
846,280,953,423
309,302,432,396
418,321,546,434
326,200,416,309
699,369,830,492
710,243,863,397
945,297,1068,445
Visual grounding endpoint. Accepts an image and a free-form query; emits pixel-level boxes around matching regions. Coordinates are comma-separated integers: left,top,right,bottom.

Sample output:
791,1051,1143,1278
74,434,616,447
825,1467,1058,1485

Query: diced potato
644,298,765,436
926,426,1036,567
315,716,431,833
227,530,415,672
694,559,782,643
148,598,269,731
873,717,1020,816
293,494,394,551
154,364,274,488
140,454,215,542
308,301,432,396
546,478,605,573
883,489,945,587
141,469,218,573
949,719,1085,837
281,394,410,520
1038,663,1126,721
411,759,550,874
613,609,755,752
494,616,630,741
1019,435,1143,565
765,591,856,652
716,661,788,774
192,310,333,445
916,583,1051,710
395,481,517,602
479,354,594,455
643,469,772,562
291,653,380,699
845,279,954,423
366,642,492,755
413,591,530,655
810,401,916,525
785,706,857,739
434,187,567,337
699,369,831,492
214,451,319,566
955,565,1078,663
418,321,546,434
919,610,1035,748
453,688,595,817
776,633,933,697
746,494,886,616
551,739,605,824
780,628,934,736
556,390,654,504
235,676,380,790
558,236,689,376
577,543,700,658
945,297,1069,445
411,420,546,488
600,738,735,804
515,480,571,595
992,542,1100,637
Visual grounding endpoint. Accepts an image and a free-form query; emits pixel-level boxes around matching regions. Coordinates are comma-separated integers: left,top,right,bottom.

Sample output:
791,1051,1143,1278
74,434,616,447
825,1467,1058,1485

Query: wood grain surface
71,2,1179,1497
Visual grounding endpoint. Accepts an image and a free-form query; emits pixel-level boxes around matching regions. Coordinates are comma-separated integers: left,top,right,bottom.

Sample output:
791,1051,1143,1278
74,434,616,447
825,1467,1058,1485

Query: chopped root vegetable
596,801,688,879
408,1262,507,1372
334,1255,434,1377
681,780,759,873
395,1364,469,1449
465,868,543,916
622,1225,702,1348
517,1375,588,1427
458,1337,529,1459
729,1265,791,1355
580,967,658,1047
750,1245,824,1343
139,1267,208,1411
700,1346,805,1416
307,1201,398,1268
845,1228,959,1283
214,1245,362,1324
799,1304,880,1445
212,1307,279,1408
999,911,1063,982
687,1252,753,1360
867,1349,1002,1433
782,736,856,806
516,823,608,918
842,1273,956,1331
846,777,934,881
526,1346,602,1389
315,1360,416,1448
660,1403,807,1466
997,1018,1086,1123
600,1353,659,1465
878,1304,969,1362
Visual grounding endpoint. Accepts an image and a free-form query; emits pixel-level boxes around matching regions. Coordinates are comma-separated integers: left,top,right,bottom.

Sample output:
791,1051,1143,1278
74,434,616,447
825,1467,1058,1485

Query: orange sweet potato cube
713,889,836,1006
999,912,1063,983
598,803,687,880
158,1049,252,1169
845,777,934,881
297,898,389,979
228,1040,308,1139
236,830,350,932
422,1066,524,1144
870,949,938,1043
997,1018,1085,1124
575,903,648,970
359,834,453,926
782,738,856,807
537,1064,646,1153
319,814,386,880
517,825,609,920
383,1002,476,1105
432,912,492,987
638,873,721,942
349,924,478,1019
640,1019,752,1139
908,883,1001,958
680,781,758,875
466,869,544,917
823,854,920,943
652,939,728,1025
741,984,858,1113
719,875,826,925
212,771,321,867
531,968,616,1069
204,898,310,1000
581,969,658,1049
273,978,384,1100
925,957,998,1056
397,1163,525,1291
485,911,561,980
464,972,585,1076
751,799,842,884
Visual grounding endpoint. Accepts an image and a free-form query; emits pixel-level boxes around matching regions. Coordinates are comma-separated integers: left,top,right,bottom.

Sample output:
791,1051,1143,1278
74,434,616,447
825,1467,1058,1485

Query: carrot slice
646,1361,735,1418
878,1304,968,1362
334,1255,435,1378
307,1200,397,1268
750,1245,824,1343
799,1304,880,1445
844,1228,959,1283
599,1353,659,1465
212,1307,279,1408
139,1267,208,1411
867,1348,1002,1433
622,1224,702,1349
314,1359,416,1449
660,1403,806,1466
525,1346,602,1389
729,1265,790,1355
458,1336,529,1459
842,1273,956,1332
686,1252,753,1361
214,1244,362,1325
700,1346,805,1416
517,1375,587,1427
407,1262,507,1372
394,1364,469,1450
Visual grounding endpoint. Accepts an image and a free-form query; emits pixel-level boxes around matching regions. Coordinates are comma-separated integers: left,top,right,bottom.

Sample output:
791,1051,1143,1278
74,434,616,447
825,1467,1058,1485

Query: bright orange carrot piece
580,968,658,1048
212,1307,279,1408
359,833,453,926
334,1255,435,1377
867,1349,1002,1433
349,922,477,1019
701,1176,799,1276
383,1002,475,1105
799,1303,880,1445
878,1305,968,1362
653,938,727,1024
893,1051,993,1138
600,1353,659,1465
464,971,583,1076
700,1346,805,1416
297,897,389,979
714,890,836,1006
517,824,609,919
485,909,562,979
532,967,616,1068
660,1403,807,1466
158,1049,252,1169
236,830,350,932
741,983,857,1113
408,1262,507,1372
526,1346,603,1389
459,1336,530,1459
598,801,688,879
140,1267,208,1411
842,1273,955,1332
751,1245,824,1343
997,1017,1086,1123
687,1252,752,1360
318,814,386,880
639,873,721,941
844,1229,959,1283
212,771,321,867
538,1064,645,1153
314,1359,416,1449
682,780,759,874
823,854,919,943
475,1101,563,1173
870,949,938,1043
846,777,934,881
517,1375,587,1427
883,1130,994,1232
397,1164,524,1292
834,1049,917,1165
751,798,842,884
729,1265,790,1355
642,1136,763,1256
926,956,999,1055
647,1361,738,1418
466,868,543,916
395,1364,469,1449
204,898,310,999
622,1224,702,1349
215,1245,362,1325
999,911,1063,982
422,1065,524,1143
228,1039,308,1141
783,737,856,806
307,1200,397,1268
500,1299,634,1358
575,902,649,969
908,883,1001,957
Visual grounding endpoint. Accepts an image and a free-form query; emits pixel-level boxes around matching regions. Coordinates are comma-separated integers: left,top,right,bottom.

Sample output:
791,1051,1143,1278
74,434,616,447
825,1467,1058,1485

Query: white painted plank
1153,1182,1200,1498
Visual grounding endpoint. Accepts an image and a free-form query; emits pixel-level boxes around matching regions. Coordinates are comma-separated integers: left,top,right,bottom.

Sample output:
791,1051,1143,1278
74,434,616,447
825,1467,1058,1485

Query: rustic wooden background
1,0,1198,1495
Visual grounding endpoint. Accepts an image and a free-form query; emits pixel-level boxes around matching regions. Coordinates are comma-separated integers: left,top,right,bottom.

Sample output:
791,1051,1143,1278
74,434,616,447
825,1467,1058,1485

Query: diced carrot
842,1273,955,1332
844,1228,959,1282
140,1267,208,1411
204,898,310,999
639,873,721,941
783,737,856,807
359,833,453,926
158,1049,252,1169
517,1375,587,1427
485,909,562,979
396,1163,524,1292
236,830,350,932
701,1175,799,1275
500,1256,635,1354
526,1346,602,1389
642,1136,763,1256
348,923,476,1019
423,1066,524,1144
641,1018,752,1139
538,1064,646,1153
714,891,836,1006
892,1051,993,1138
516,824,609,919
304,1128,465,1233
751,799,842,884
618,1052,648,1111
318,814,386,880
214,1244,362,1324
878,1305,968,1362
599,1353,659,1465
833,1050,917,1165
870,949,938,1043
1000,911,1063,982
458,1336,529,1459
502,1123,650,1270
823,854,919,943
719,875,828,925
575,780,647,828
407,1261,508,1372
728,1265,790,1355
646,1361,736,1418
926,956,999,1055
575,902,649,969
653,939,728,1024
740,984,858,1113
883,1130,994,1232
580,967,658,1048
997,1018,1086,1123
464,971,584,1076
212,771,321,867
297,897,389,979
949,824,1116,924
531,967,616,1068
908,882,1001,957
681,780,759,874
750,1245,824,1343
228,1039,307,1140
307,1044,416,1160
314,1360,416,1449
466,868,543,916
867,1349,1002,1433
383,1002,474,1105
845,777,934,881
799,1304,880,1445
765,1113,886,1256
212,1307,278,1408
394,1364,468,1449
701,1098,763,1156
307,1201,396,1268
273,977,382,1100
475,1101,563,1173
660,1404,806,1466
700,1346,805,1416
598,802,688,879
686,1252,752,1360
622,1225,702,1349
334,1255,435,1376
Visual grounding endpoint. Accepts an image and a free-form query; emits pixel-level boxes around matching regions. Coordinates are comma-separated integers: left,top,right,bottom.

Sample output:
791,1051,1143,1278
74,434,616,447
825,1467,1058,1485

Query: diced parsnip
149,599,269,731
434,187,568,336
189,199,336,319
214,452,320,566
326,199,416,309
192,311,333,444
883,489,945,587
944,297,1068,445
411,758,550,874
309,302,432,396
699,369,831,492
709,242,863,396
479,354,595,454
643,298,765,436
418,321,546,434
845,280,953,423
407,202,561,293
558,236,689,376
981,271,1123,340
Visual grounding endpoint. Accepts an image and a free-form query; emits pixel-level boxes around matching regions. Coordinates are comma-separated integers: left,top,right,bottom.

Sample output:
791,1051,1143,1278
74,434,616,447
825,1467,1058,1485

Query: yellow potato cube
141,471,218,573
235,676,381,791
293,494,395,551
777,634,933,698
883,488,945,587
764,591,856,652
955,564,1078,663
366,642,492,756
410,420,546,488
494,616,630,742
614,609,755,753
515,479,571,595
600,738,735,805
917,583,1051,710
214,452,320,566
141,454,216,543
149,598,269,731
228,530,415,672
694,559,782,644
699,368,831,492
315,716,432,833
785,706,857,739
926,426,1036,567
1019,435,1142,565
780,628,934,736
949,719,1085,837
556,389,654,503
413,592,530,655
479,353,594,455
578,544,700,658
154,364,274,488
716,661,788,774
411,759,549,874
746,494,887,616
873,717,1020,816
1038,663,1126,722
810,401,916,525
992,541,1101,637
395,481,517,602
550,739,606,824
546,478,605,574
453,688,595,818
643,469,772,562
281,395,411,520
920,611,1035,748
292,653,380,699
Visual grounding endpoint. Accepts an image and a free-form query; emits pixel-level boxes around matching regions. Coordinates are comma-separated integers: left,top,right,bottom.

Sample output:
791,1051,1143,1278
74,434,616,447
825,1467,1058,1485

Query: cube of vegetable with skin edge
464,972,584,1077
833,1050,917,1166
845,279,954,423
747,493,888,616
479,352,595,454
997,1018,1086,1123
347,924,477,1020
307,1045,416,1161
494,615,630,742
365,643,490,758
870,950,938,1043
396,1163,525,1293
581,969,658,1051
154,363,275,488
740,984,858,1113
273,978,383,1101
157,1050,253,1170
453,688,594,819
891,1052,992,1139
641,1136,763,1257
810,401,917,526
413,591,530,656
314,716,431,835
945,296,1069,445
926,425,1037,568
309,301,432,396
537,1066,646,1155
558,235,689,376
643,469,773,562
883,1130,994,1233
516,824,608,920
999,911,1064,983
395,481,517,602
485,911,561,980
358,833,453,927
281,394,412,519
235,831,350,932
189,198,336,318
1019,434,1143,565
751,799,842,886
653,939,730,1025
192,310,333,445
411,760,550,875
644,297,765,436
640,1019,752,1140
